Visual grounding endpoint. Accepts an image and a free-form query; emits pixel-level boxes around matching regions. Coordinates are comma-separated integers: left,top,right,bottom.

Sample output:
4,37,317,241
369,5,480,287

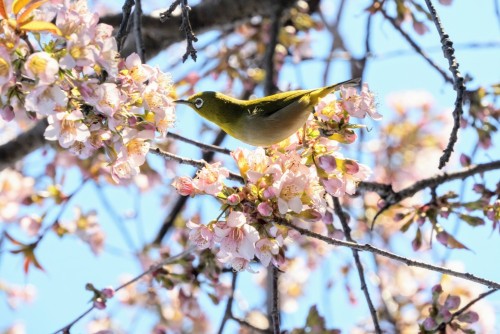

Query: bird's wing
244,89,313,118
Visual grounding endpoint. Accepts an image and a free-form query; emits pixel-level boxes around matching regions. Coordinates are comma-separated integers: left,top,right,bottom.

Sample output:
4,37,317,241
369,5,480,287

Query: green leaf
459,214,485,227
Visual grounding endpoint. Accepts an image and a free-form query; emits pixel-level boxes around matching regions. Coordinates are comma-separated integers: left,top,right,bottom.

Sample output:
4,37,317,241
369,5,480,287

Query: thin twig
277,220,500,289
379,8,453,84
263,6,283,95
52,248,194,333
333,197,382,333
116,0,136,52
167,132,231,155
423,0,466,169
217,272,238,334
133,0,145,62
149,147,243,182
270,266,280,334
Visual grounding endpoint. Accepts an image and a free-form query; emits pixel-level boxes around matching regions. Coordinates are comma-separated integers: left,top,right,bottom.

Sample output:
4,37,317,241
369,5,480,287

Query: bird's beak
174,99,191,105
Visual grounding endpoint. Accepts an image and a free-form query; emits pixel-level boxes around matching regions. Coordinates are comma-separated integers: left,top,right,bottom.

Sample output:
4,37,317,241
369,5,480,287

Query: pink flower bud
439,207,450,219
93,298,106,310
101,287,115,298
472,183,485,193
317,155,337,173
457,311,479,323
227,194,241,205
432,284,443,294
459,153,471,167
436,231,448,246
263,187,277,199
0,106,14,122
413,21,429,35
440,309,452,322
444,295,460,310
257,202,273,217
423,317,437,330
344,159,359,175
171,177,196,196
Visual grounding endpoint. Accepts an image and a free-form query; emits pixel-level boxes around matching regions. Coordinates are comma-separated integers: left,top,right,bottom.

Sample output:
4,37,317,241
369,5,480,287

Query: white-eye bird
174,78,360,146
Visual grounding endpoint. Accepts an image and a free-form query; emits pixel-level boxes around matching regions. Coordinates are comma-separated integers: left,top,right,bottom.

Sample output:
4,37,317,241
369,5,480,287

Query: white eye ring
194,98,204,109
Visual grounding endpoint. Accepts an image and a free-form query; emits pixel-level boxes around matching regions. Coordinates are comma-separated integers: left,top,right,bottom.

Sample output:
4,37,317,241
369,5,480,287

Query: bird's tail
311,78,361,102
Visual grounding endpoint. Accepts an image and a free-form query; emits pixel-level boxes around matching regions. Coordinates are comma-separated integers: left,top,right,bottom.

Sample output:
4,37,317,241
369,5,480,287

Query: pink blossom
24,52,59,85
275,170,307,214
255,238,279,266
439,0,452,5
125,53,155,83
91,83,123,117
186,220,215,249
20,215,42,237
195,162,229,195
322,177,344,197
214,211,259,263
341,83,381,120
44,110,90,148
172,176,198,196
126,139,150,167
0,46,13,86
111,160,140,182
25,85,67,116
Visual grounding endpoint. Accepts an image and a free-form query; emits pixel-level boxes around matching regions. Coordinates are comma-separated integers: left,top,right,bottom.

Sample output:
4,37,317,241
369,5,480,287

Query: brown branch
115,0,135,52
358,160,500,208
271,266,280,334
333,197,382,334
0,119,48,171
166,132,231,155
423,0,466,169
217,272,238,334
263,5,284,95
277,220,500,290
133,0,145,62
102,0,298,60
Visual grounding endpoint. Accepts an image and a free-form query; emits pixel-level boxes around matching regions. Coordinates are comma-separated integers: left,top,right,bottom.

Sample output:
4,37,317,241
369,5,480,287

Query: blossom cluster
0,0,176,181
172,85,380,271
421,284,479,333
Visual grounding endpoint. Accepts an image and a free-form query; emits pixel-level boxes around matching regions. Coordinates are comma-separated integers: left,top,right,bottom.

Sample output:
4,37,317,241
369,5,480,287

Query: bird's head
175,91,217,112
174,91,239,125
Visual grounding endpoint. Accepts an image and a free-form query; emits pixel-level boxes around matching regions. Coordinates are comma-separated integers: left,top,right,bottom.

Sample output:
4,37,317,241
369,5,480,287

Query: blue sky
1,0,499,333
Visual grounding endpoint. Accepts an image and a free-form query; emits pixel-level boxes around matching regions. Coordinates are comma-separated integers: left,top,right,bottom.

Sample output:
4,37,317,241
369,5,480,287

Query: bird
174,78,360,146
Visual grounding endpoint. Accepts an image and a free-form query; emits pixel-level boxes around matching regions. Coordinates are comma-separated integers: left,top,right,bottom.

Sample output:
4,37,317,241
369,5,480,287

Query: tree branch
358,160,500,209
423,0,466,169
101,0,298,60
277,220,500,290
333,197,381,333
0,119,48,171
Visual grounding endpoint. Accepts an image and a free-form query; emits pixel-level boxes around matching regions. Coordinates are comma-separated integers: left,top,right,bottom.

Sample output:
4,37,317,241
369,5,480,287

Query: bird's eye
194,98,204,109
